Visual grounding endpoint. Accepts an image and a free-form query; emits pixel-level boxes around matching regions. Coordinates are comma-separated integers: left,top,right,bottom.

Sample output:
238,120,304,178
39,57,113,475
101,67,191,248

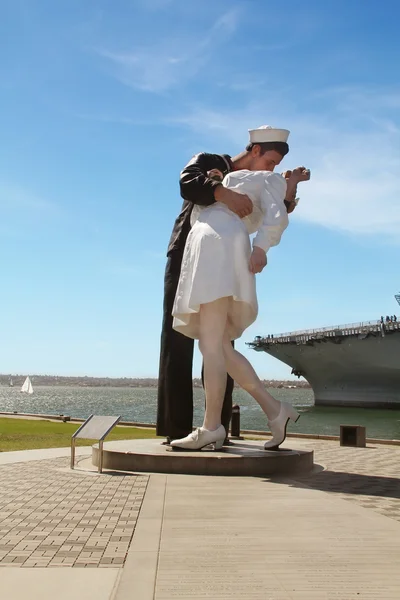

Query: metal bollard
230,404,243,439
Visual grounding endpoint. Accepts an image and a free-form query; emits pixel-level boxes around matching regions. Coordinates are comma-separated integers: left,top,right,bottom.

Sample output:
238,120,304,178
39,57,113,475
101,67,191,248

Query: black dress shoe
160,437,172,445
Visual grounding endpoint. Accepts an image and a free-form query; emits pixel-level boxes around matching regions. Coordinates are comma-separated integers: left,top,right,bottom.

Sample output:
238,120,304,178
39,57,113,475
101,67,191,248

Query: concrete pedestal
92,439,314,477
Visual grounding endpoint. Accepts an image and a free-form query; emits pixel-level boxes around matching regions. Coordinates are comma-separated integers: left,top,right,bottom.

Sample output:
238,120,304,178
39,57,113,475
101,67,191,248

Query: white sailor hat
248,125,290,144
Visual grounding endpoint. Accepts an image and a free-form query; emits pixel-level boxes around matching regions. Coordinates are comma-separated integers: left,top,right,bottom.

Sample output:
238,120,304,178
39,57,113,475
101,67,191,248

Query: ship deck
249,319,400,347
249,319,400,408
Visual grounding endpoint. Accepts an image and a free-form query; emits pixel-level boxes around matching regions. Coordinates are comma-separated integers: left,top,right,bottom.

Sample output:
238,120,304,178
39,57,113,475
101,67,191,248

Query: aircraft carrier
249,312,400,408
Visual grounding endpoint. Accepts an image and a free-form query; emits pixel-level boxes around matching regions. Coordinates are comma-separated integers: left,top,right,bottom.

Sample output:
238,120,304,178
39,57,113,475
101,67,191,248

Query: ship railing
250,319,400,345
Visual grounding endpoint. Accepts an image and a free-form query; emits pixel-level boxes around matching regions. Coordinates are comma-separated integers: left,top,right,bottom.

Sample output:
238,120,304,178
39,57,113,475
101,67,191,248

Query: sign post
71,415,121,473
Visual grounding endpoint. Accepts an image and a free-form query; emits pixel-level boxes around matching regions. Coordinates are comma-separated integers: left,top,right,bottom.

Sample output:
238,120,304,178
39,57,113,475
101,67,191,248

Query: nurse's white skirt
172,203,258,340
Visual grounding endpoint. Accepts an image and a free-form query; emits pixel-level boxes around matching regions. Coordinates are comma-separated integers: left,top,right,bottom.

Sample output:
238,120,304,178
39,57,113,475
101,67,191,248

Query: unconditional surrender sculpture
166,125,310,451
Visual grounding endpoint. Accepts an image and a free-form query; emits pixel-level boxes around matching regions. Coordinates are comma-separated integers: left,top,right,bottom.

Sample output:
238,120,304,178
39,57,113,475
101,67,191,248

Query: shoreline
0,375,310,389
1,411,399,446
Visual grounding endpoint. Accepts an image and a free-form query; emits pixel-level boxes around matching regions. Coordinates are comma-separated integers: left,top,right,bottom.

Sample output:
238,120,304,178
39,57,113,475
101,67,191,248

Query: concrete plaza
0,438,399,599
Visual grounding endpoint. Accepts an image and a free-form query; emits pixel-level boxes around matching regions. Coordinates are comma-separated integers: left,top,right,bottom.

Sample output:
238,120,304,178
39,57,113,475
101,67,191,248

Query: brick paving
0,438,399,573
285,439,400,522
0,457,148,568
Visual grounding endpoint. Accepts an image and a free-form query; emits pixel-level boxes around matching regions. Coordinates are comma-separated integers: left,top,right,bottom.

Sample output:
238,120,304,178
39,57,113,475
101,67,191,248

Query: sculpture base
92,439,314,477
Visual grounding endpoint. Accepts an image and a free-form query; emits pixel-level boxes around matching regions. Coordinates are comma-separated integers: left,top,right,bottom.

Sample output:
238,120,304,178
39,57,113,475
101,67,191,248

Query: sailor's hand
282,170,299,213
249,246,267,274
290,167,311,183
285,199,297,214
207,169,224,182
215,187,253,219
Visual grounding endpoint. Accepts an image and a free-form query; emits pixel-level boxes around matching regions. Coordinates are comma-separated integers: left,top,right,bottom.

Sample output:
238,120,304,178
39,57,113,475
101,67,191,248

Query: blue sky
1,0,399,379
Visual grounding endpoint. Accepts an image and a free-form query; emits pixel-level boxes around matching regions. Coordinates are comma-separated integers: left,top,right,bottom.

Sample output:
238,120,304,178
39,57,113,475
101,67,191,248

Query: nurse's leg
221,330,280,420
170,297,229,450
221,330,299,448
199,298,229,431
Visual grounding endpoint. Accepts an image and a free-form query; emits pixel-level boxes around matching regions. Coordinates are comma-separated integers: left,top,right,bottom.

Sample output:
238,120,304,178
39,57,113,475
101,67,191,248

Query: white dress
172,170,288,340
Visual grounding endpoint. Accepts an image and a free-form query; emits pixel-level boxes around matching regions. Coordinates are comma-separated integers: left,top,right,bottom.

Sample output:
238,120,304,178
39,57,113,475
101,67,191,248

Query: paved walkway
0,457,148,567
288,438,400,522
0,438,399,599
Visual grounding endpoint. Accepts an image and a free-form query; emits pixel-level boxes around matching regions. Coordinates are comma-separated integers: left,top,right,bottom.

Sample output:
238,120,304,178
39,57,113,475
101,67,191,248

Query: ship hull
254,329,400,408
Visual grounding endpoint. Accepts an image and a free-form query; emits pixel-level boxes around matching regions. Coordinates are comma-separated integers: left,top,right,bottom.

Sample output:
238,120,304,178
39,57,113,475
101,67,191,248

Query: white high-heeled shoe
264,402,299,450
170,425,226,451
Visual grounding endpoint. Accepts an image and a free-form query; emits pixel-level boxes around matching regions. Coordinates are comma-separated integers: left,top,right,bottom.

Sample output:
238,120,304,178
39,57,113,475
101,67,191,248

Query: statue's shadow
272,469,400,500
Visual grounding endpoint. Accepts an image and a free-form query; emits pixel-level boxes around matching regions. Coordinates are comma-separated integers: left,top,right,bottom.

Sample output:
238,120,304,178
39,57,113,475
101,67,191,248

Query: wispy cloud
74,112,152,126
313,86,400,112
135,0,176,10
95,7,241,93
169,87,400,239
217,75,268,93
0,183,59,214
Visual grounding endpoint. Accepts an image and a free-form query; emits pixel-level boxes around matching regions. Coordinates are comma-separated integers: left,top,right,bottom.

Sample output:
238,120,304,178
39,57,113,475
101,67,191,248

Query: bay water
1,386,400,441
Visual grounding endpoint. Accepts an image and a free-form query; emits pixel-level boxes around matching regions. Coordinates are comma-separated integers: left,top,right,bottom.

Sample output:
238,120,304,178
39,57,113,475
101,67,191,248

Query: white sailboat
9,377,13,387
21,376,33,395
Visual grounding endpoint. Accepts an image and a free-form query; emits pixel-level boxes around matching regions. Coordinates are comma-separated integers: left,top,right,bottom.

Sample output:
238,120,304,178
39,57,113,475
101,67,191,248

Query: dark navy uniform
157,153,234,440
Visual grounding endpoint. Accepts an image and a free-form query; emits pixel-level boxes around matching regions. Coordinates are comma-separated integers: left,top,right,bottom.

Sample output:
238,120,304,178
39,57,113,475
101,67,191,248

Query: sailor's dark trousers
156,251,233,439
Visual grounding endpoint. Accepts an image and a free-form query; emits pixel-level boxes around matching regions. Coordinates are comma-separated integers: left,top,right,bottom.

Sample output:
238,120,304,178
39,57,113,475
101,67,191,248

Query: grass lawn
0,417,158,452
